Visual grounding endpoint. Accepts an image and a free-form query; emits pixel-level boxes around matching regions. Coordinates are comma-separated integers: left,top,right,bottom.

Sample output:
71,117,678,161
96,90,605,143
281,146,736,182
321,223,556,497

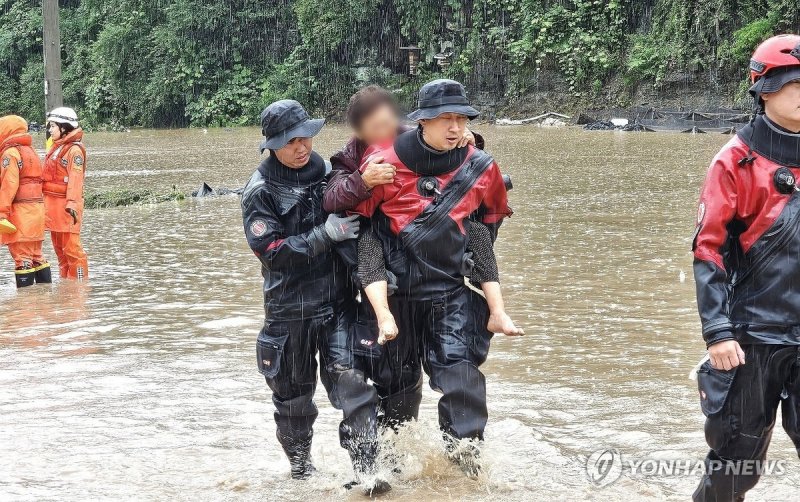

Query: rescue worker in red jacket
352,79,519,476
692,34,800,501
324,86,522,435
43,107,88,280
0,115,50,287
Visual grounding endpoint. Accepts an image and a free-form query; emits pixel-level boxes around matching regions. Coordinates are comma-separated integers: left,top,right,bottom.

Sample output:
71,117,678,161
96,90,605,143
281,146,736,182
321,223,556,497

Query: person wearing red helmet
692,34,800,501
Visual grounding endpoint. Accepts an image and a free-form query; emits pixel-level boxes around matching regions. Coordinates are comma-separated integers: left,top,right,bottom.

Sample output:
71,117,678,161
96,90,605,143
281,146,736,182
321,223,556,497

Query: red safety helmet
750,34,800,83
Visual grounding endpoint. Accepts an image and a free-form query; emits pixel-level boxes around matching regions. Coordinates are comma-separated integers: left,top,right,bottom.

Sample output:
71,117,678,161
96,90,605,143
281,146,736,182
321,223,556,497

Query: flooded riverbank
1,126,798,501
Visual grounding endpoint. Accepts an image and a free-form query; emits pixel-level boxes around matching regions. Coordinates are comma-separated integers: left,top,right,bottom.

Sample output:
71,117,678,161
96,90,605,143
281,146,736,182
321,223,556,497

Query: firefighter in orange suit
0,115,51,288
43,107,88,280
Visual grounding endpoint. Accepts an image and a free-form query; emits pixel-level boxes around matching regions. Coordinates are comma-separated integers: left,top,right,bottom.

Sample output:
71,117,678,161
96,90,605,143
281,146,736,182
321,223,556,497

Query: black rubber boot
34,262,52,284
347,442,391,496
445,435,482,478
277,432,315,480
15,264,35,288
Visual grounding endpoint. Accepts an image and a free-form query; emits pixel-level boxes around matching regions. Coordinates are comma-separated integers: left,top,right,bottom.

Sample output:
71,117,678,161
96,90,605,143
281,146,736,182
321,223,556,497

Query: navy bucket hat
407,79,479,121
259,99,324,153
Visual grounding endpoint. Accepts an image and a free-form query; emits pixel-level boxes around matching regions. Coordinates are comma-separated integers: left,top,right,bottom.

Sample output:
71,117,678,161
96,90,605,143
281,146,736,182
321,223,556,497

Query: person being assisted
692,34,800,501
241,99,390,494
351,79,523,476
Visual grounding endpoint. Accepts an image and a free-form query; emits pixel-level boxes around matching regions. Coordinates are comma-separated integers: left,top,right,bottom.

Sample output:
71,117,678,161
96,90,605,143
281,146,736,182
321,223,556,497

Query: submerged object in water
192,183,244,197
195,182,213,197
0,218,17,234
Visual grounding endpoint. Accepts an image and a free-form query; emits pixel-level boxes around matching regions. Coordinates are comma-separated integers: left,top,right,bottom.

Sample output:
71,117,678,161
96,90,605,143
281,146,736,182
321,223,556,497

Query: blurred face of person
274,137,312,168
354,103,400,146
762,80,800,132
48,122,63,141
419,113,469,151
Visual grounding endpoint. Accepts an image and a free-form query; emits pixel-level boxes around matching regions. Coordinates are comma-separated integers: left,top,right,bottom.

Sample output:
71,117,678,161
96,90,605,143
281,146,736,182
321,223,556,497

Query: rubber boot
15,264,35,288
277,432,316,480
445,435,482,478
34,262,52,284
348,441,391,496
692,451,752,502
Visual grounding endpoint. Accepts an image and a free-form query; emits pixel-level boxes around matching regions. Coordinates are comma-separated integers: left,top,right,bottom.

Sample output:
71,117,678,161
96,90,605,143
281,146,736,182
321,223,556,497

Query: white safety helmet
47,107,79,128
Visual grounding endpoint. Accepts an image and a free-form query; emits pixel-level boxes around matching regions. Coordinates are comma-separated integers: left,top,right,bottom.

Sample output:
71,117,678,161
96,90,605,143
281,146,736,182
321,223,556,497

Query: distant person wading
43,107,89,281
0,115,50,287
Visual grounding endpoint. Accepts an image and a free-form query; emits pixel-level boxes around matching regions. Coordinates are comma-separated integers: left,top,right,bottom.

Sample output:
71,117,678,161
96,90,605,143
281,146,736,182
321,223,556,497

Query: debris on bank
496,112,571,126
681,126,706,134
85,188,186,208
583,120,615,131
85,183,245,209
581,106,749,133
620,121,656,132
496,106,750,133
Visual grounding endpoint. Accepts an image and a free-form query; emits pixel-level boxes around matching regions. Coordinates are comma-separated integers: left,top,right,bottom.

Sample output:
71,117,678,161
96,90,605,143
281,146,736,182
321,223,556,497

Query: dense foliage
1,0,798,127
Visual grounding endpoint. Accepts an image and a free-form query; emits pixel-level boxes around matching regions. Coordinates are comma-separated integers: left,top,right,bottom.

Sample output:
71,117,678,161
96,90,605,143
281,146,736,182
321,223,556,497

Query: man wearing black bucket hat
692,35,800,501
241,99,389,494
351,79,522,476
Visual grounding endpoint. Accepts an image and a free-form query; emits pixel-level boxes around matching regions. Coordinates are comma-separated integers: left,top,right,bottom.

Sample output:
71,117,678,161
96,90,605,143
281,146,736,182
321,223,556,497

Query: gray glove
324,214,360,242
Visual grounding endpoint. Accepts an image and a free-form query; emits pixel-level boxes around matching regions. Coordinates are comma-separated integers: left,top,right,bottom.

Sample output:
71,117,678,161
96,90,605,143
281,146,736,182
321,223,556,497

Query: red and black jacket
324,125,485,213
694,114,800,346
353,128,511,300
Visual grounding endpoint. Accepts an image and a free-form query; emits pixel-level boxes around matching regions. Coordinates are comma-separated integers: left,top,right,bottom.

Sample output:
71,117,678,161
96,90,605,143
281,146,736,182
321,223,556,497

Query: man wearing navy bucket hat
352,79,522,476
241,99,389,494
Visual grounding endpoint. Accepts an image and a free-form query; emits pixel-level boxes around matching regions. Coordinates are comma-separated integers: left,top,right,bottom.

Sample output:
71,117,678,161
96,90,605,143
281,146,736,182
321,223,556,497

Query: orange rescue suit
0,117,46,257
43,128,87,232
44,128,89,279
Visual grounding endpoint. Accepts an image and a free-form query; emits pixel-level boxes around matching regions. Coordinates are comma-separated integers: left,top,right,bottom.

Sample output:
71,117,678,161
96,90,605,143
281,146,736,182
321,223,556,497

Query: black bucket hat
259,99,324,153
407,79,479,121
749,66,800,98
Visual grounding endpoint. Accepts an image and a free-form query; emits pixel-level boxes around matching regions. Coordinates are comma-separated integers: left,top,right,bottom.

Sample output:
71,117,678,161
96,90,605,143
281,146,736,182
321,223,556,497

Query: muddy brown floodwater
1,125,798,501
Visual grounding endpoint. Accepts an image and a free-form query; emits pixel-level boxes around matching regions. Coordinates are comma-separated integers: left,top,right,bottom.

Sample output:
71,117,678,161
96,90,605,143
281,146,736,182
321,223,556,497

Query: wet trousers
694,344,800,501
7,240,45,268
50,231,88,280
350,299,423,430
257,302,383,461
392,286,494,440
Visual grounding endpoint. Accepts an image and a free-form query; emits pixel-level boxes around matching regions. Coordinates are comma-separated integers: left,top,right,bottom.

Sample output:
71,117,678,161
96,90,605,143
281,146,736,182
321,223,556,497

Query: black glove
66,208,78,225
324,214,360,242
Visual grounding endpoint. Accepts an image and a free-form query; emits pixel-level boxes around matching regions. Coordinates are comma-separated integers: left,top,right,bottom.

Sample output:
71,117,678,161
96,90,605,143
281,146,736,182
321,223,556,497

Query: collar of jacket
738,114,800,168
0,132,32,151
48,128,84,157
259,150,326,186
393,126,468,176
